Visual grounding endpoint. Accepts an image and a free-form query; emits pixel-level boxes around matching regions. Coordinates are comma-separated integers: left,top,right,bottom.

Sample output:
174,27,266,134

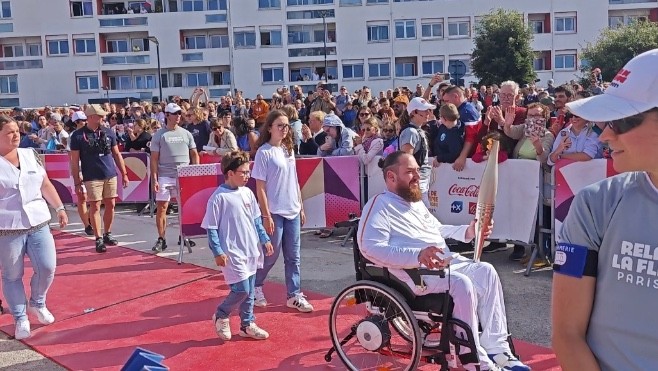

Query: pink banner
177,156,362,237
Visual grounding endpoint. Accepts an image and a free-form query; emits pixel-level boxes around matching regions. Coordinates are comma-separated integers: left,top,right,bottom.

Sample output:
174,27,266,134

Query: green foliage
471,9,536,86
580,21,658,83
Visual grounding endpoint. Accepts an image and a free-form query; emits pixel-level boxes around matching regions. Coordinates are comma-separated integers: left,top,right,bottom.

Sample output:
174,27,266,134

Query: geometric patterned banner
177,156,362,237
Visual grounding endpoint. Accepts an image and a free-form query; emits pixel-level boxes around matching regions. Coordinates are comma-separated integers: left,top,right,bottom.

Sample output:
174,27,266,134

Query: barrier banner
367,158,541,243
177,156,362,237
42,152,150,204
554,159,617,235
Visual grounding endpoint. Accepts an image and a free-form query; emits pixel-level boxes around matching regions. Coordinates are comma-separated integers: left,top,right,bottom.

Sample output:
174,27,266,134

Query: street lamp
147,36,163,103
319,10,330,83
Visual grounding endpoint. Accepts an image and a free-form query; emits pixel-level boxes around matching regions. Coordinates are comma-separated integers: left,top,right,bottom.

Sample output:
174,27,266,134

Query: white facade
0,0,656,107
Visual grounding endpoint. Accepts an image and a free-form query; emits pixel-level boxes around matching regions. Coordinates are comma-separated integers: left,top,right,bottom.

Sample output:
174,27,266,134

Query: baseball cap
393,95,410,105
71,111,87,122
407,97,436,114
165,102,182,114
85,104,108,117
540,96,555,106
566,48,658,122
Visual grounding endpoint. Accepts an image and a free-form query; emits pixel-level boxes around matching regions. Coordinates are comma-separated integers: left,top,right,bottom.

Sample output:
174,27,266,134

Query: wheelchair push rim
328,280,422,371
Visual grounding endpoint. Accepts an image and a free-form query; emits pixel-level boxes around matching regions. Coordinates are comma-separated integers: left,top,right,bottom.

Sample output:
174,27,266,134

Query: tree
471,9,536,86
580,21,658,84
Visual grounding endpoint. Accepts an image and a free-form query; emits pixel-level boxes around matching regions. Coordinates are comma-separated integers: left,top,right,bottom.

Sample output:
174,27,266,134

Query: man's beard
397,181,422,202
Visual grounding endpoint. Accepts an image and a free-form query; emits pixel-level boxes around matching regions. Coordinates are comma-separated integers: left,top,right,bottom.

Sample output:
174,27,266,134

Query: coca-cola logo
448,184,479,198
468,202,477,215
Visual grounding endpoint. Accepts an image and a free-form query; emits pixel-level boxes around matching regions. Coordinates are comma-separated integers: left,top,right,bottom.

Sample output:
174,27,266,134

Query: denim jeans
216,275,255,328
0,225,57,321
255,213,301,298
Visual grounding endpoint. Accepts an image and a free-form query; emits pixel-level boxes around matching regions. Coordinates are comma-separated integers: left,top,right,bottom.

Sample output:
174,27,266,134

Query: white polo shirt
0,148,51,230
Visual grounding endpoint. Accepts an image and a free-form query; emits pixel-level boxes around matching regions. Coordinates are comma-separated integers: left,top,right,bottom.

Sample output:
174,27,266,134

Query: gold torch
473,139,500,262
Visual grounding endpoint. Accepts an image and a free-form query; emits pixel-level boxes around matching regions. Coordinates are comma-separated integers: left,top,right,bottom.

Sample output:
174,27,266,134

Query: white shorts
155,176,178,202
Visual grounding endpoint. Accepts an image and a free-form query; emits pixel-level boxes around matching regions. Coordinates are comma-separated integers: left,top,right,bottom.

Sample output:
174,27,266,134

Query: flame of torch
473,140,500,262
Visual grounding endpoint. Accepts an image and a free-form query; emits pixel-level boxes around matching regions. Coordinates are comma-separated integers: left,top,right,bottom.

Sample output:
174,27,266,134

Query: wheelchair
325,218,517,370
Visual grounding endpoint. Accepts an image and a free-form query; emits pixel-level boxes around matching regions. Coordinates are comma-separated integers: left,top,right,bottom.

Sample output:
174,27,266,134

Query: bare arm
111,145,128,177
561,152,593,162
400,143,414,155
41,175,65,209
189,148,199,165
150,151,160,181
552,274,601,371
255,179,271,217
70,150,82,185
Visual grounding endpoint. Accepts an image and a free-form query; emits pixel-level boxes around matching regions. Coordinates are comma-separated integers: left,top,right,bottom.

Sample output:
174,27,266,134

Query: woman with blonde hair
281,104,303,152
353,116,383,166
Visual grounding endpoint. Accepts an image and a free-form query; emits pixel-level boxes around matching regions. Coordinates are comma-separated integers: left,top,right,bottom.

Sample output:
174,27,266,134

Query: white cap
566,48,658,122
165,102,182,113
71,111,87,122
406,97,436,114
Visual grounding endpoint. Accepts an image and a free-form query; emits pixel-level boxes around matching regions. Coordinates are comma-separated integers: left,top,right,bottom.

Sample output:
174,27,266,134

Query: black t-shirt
125,131,152,153
185,120,211,152
70,126,118,181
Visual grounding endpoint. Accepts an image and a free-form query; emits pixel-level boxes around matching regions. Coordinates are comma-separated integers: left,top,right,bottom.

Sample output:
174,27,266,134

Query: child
201,150,274,341
431,103,465,166
472,131,508,163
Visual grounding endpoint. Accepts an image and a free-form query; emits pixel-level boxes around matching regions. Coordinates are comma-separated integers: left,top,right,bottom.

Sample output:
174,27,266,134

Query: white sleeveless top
0,148,51,230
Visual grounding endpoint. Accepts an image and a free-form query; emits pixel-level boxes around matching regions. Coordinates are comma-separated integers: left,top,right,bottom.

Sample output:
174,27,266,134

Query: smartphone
436,73,451,81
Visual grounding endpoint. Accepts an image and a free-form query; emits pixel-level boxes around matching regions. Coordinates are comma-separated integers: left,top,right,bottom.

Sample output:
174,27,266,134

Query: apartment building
0,0,656,107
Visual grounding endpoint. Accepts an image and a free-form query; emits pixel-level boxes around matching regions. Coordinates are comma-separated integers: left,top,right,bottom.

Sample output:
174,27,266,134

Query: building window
368,62,390,78
77,75,99,91
107,40,129,53
366,0,388,3
2,45,23,58
608,16,624,29
342,63,364,79
260,30,282,46
259,0,281,9
48,40,70,56
340,0,361,5
187,72,209,86
71,1,93,17
448,21,470,37
1,1,11,18
109,75,132,90
234,31,256,48
262,66,284,82
27,43,41,56
185,36,207,50
211,71,231,85
555,54,576,70
287,0,333,5
209,35,229,48
172,73,183,88
395,62,415,77
529,20,544,34
74,39,96,54
422,59,444,75
0,75,18,94
395,20,416,39
206,14,227,23
135,75,156,89
182,52,203,61
367,23,389,42
131,38,149,52
207,0,227,10
182,0,203,11
287,9,335,19
421,21,443,38
555,16,576,33
533,57,545,71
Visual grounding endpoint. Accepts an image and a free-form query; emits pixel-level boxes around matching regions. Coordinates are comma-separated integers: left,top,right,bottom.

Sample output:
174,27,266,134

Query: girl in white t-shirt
251,110,314,313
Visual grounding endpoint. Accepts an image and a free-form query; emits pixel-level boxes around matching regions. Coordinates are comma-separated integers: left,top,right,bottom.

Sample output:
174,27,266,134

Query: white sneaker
212,313,231,340
14,319,31,340
239,323,269,340
28,305,55,325
254,286,267,308
286,293,314,313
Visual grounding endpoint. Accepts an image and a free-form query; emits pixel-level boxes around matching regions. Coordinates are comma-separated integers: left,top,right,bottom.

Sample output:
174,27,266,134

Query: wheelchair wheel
391,316,443,349
329,280,422,371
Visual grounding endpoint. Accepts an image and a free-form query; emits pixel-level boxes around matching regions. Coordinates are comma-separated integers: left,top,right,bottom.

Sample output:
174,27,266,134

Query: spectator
477,81,527,158
398,97,435,202
441,86,481,171
472,131,509,163
380,122,399,157
353,116,383,166
205,117,237,157
125,119,152,153
309,84,336,114
281,104,303,152
502,103,555,164
318,114,357,157
549,85,574,136
252,94,270,126
341,101,357,128
547,114,602,166
233,117,259,158
431,103,465,166
185,107,211,152
298,111,326,156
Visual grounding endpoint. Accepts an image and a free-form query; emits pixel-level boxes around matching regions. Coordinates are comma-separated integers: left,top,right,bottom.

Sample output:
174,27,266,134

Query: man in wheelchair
357,151,529,371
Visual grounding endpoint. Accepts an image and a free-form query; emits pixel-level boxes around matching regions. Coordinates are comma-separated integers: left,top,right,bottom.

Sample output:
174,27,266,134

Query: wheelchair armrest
334,217,360,229
403,268,446,287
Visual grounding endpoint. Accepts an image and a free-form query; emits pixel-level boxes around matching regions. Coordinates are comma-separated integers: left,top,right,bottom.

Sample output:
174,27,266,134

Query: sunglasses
383,128,395,133
212,126,222,131
606,114,645,135
359,113,371,117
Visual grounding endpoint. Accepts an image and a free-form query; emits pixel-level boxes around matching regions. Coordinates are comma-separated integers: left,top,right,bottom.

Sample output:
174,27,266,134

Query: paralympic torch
473,139,500,262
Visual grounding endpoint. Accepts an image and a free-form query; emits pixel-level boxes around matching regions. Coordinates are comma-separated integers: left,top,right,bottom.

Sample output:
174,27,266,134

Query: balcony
609,0,656,4
0,59,43,71
287,24,336,45
101,54,150,65
288,46,336,58
99,16,148,28
289,62,338,82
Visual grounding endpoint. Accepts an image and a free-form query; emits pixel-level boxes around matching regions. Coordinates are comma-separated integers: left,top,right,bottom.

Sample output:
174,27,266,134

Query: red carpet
0,232,560,370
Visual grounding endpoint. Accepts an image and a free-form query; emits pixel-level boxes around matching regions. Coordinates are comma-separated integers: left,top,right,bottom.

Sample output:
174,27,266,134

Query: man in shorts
150,103,199,252
70,104,129,253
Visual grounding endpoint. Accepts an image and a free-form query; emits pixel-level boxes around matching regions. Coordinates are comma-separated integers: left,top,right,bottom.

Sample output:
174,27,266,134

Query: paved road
0,205,553,370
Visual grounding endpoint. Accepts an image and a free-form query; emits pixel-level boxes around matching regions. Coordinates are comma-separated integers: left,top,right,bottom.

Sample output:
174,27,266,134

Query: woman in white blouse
0,116,68,340
204,117,237,156
353,116,384,165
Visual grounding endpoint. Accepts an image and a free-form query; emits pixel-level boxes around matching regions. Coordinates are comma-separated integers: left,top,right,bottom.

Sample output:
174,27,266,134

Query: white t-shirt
201,186,263,285
251,143,302,219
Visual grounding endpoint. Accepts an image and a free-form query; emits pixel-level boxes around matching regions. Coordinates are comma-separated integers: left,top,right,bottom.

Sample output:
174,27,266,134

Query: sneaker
103,233,118,246
84,225,94,236
95,238,107,253
152,238,167,253
14,319,30,340
509,246,526,261
483,242,509,253
254,286,267,308
239,323,269,340
212,313,231,340
489,352,531,371
286,293,314,313
28,305,55,325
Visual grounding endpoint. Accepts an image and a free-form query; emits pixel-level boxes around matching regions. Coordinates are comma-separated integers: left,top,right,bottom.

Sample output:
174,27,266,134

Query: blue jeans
0,225,57,321
216,275,255,328
255,213,301,298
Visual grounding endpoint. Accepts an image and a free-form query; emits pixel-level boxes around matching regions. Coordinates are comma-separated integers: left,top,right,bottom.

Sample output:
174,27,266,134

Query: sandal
314,230,323,236
319,229,334,238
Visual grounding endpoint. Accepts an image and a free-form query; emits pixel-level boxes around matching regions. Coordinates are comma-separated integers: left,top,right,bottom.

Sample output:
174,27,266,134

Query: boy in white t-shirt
202,151,274,340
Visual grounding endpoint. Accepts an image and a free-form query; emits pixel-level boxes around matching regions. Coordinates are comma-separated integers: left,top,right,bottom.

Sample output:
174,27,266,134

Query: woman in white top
353,116,384,166
251,110,314,313
0,115,68,340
